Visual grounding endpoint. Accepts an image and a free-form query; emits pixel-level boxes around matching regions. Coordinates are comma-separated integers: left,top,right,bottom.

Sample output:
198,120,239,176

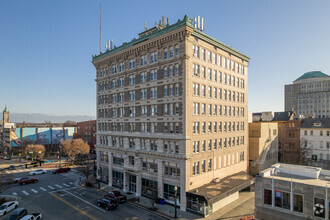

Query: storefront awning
186,171,254,205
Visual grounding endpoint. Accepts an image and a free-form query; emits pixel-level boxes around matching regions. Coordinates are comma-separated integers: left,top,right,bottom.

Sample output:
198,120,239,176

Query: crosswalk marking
31,189,38,193
12,192,17,196
69,182,73,185
62,183,70,187
48,186,55,190
55,184,63,188
22,190,29,195
40,187,47,191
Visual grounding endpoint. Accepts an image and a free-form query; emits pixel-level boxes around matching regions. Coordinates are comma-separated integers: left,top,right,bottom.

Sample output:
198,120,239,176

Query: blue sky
1,0,330,117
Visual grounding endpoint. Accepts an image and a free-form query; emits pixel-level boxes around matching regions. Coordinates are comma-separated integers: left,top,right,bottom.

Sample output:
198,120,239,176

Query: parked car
20,213,42,220
52,167,71,174
0,178,16,185
104,190,126,203
14,177,23,183
97,199,117,211
29,169,46,176
18,178,38,185
0,201,19,216
6,208,27,220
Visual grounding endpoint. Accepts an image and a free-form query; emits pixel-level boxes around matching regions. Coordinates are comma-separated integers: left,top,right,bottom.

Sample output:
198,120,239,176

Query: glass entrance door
129,174,136,192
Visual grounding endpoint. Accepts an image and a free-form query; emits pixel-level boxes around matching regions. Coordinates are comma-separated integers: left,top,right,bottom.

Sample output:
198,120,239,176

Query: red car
18,177,38,185
52,167,71,174
104,190,127,203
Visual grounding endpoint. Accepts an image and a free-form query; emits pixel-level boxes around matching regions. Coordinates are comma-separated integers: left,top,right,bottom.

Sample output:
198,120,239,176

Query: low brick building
74,120,96,152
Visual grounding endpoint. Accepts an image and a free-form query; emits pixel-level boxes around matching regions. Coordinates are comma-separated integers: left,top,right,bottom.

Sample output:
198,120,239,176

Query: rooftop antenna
167,17,169,25
201,17,204,31
197,16,200,29
99,1,102,54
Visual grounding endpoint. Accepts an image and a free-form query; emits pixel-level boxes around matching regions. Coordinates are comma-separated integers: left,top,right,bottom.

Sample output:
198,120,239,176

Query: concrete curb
97,187,174,220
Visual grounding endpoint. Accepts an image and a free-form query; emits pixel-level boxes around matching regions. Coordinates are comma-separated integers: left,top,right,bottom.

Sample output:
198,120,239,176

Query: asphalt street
1,167,167,220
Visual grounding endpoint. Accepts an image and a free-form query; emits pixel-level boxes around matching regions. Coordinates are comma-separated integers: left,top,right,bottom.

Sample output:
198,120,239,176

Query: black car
97,199,117,211
6,208,27,220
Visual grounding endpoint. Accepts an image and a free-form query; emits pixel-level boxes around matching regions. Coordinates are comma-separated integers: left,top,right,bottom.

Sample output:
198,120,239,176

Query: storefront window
112,170,123,188
187,195,206,214
99,166,109,183
294,194,303,213
264,189,272,205
141,178,158,198
314,198,325,218
164,184,180,205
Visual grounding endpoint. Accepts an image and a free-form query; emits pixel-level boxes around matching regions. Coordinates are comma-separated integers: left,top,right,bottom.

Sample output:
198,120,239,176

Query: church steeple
3,105,9,123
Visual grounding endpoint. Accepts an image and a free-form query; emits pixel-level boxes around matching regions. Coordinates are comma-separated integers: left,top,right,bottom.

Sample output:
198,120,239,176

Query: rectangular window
294,194,303,213
264,189,272,205
314,198,325,218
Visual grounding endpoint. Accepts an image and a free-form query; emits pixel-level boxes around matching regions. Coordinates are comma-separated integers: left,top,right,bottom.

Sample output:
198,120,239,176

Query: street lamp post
58,146,62,167
174,186,178,219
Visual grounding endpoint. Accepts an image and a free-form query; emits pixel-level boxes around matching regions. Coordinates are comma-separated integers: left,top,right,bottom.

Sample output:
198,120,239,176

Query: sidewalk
82,176,255,220
84,176,200,220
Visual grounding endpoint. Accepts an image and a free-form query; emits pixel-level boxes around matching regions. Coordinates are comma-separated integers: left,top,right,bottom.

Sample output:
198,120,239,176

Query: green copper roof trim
191,29,250,61
92,15,193,62
4,105,8,112
294,71,330,81
92,15,249,62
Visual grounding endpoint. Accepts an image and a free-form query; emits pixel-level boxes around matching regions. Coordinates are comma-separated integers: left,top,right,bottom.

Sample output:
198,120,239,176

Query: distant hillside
10,113,96,123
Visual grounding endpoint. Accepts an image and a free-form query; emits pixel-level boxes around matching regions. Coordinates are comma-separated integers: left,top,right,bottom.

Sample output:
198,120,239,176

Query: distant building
252,111,274,122
93,15,251,216
272,111,301,164
300,118,330,169
248,121,278,176
0,106,15,155
285,71,330,118
255,163,330,220
74,120,96,152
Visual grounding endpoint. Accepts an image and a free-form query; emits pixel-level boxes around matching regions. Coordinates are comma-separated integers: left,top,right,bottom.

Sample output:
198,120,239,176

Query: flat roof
92,15,250,63
187,171,254,205
260,163,330,188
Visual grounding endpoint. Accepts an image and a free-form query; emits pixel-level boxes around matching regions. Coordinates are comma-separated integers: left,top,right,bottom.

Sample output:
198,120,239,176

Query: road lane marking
40,187,47,191
50,193,97,220
63,183,70,187
55,184,63,188
22,190,29,195
48,186,55,190
31,189,38,193
63,190,106,212
12,192,17,196
69,182,73,184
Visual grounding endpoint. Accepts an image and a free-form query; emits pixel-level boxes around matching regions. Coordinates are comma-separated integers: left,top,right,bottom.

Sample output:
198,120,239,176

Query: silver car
0,201,19,216
29,169,47,175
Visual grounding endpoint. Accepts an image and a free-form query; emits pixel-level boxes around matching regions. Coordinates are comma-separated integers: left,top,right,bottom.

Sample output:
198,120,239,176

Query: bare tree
25,144,46,161
299,137,312,165
63,120,77,127
60,139,90,162
75,154,93,185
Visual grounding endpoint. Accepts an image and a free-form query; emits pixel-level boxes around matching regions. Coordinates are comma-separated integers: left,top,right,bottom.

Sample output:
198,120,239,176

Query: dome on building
294,71,330,81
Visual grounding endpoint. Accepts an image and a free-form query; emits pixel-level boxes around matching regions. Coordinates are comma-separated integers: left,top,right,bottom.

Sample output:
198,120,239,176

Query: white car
0,201,19,216
29,169,47,175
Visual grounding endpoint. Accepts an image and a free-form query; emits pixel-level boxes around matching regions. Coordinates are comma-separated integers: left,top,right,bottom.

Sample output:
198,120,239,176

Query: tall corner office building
92,15,249,212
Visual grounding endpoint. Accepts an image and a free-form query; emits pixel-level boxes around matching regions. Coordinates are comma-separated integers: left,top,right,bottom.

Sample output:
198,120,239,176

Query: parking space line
31,189,38,193
40,187,47,191
12,192,17,196
55,184,63,188
22,190,29,195
63,183,70,187
50,193,97,220
48,186,55,190
63,190,106,212
69,182,73,184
